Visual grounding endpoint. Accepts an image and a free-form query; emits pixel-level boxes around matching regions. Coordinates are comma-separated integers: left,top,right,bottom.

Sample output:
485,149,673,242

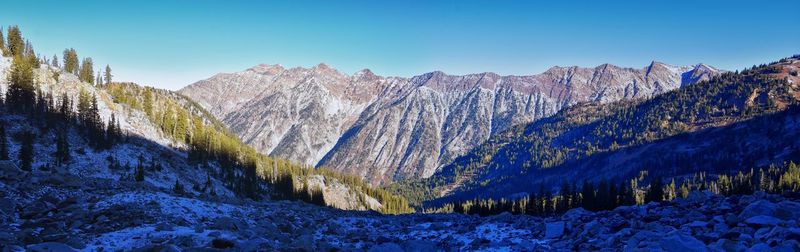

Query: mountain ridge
180,61,721,185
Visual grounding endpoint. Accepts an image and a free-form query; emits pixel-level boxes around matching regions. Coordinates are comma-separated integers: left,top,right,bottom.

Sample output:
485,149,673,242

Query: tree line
429,162,800,217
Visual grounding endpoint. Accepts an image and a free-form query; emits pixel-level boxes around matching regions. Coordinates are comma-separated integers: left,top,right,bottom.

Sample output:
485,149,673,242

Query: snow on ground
94,191,250,224
84,225,240,250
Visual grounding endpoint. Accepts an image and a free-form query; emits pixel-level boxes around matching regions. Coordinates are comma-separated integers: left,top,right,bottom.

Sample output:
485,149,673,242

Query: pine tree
19,131,34,171
0,124,8,160
51,54,59,68
79,57,94,84
135,155,145,182
24,40,39,68
7,54,36,114
95,71,102,86
104,65,112,84
173,179,185,195
53,130,70,165
645,177,665,203
175,108,189,142
63,48,79,74
0,27,5,56
581,180,595,210
6,26,24,57
59,93,71,122
143,89,153,118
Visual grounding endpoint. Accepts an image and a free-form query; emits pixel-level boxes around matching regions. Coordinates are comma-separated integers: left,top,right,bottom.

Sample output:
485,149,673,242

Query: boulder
685,191,709,204
709,239,746,252
775,201,800,221
210,217,248,232
545,221,565,239
368,242,403,252
26,242,77,252
658,232,709,252
739,200,777,220
401,240,440,252
687,221,709,228
562,208,591,220
745,215,781,227
211,238,235,249
0,160,24,180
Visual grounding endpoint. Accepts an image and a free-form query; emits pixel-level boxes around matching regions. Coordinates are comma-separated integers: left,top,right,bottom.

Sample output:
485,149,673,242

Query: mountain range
413,56,800,206
180,61,721,185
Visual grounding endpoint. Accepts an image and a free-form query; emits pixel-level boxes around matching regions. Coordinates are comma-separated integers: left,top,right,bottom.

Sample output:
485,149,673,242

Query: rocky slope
180,61,720,185
0,56,385,212
3,161,799,251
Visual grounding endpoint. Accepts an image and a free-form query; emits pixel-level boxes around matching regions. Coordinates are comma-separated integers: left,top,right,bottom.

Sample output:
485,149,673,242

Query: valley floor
1,163,799,251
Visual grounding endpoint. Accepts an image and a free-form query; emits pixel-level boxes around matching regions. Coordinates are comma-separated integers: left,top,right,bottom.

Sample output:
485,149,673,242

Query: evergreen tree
104,65,112,84
18,131,34,171
0,27,5,56
175,109,189,142
79,57,94,84
6,26,24,57
7,54,36,114
51,54,59,68
95,71,102,86
59,93,71,122
53,130,70,165
62,48,79,74
173,179,185,195
581,180,595,210
0,124,8,160
24,40,39,68
143,89,153,118
135,155,145,182
645,177,665,203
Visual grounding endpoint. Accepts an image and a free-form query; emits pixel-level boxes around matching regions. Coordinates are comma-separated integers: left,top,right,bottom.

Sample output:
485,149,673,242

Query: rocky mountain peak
246,64,285,75
181,61,721,185
353,69,377,79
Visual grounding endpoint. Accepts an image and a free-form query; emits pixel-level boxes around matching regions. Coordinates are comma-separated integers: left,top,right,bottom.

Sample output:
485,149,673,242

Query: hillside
403,56,800,206
0,26,412,214
181,61,720,185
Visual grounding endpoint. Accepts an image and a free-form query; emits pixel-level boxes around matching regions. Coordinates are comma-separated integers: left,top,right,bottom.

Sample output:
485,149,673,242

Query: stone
748,243,771,252
685,191,709,204
210,217,248,231
562,208,591,220
211,238,235,249
754,227,772,241
658,232,709,252
775,239,800,252
545,221,565,239
291,233,315,251
709,239,746,252
745,215,781,227
155,222,175,232
368,242,403,252
0,197,15,215
687,221,709,228
3,245,25,252
26,242,77,252
401,240,439,252
775,201,800,221
739,200,777,220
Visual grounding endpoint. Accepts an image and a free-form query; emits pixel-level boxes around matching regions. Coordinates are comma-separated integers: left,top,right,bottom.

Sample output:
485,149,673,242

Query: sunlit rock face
181,62,720,185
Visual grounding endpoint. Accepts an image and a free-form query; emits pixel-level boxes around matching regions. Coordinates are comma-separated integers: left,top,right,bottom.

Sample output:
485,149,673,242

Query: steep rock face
180,62,720,185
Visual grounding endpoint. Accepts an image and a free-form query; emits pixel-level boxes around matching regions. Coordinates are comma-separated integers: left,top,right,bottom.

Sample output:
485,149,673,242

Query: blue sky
2,1,798,90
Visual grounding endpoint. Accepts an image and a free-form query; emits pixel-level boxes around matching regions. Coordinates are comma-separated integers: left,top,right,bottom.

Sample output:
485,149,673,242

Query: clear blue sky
2,1,798,90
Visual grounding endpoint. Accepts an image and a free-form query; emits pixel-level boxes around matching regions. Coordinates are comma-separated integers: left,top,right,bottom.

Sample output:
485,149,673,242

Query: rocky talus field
2,162,799,251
